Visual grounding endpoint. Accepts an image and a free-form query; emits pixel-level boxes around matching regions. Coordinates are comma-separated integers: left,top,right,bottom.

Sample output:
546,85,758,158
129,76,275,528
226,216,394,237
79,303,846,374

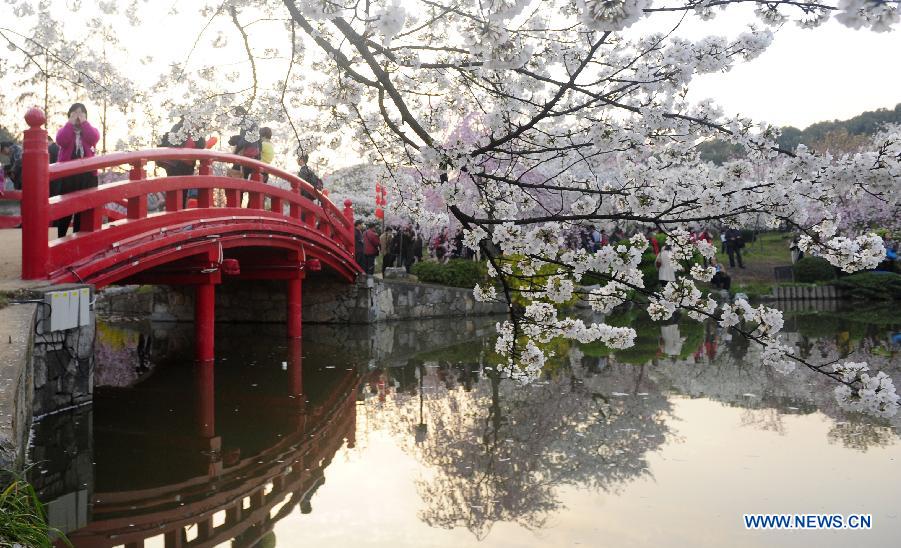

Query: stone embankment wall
0,303,37,470
95,276,507,324
0,285,94,471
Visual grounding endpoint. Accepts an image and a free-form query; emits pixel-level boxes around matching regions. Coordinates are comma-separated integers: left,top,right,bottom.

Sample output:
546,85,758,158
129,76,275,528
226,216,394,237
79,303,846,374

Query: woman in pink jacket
54,102,100,237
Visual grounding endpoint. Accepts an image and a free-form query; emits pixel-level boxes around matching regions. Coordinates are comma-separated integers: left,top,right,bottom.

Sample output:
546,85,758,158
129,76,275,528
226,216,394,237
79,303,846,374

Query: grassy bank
0,471,69,547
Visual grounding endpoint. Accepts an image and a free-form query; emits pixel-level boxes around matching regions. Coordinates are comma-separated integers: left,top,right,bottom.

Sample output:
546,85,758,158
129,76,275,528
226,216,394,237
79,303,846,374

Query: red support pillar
288,338,303,400
195,283,216,363
21,108,49,279
287,273,304,339
195,360,215,439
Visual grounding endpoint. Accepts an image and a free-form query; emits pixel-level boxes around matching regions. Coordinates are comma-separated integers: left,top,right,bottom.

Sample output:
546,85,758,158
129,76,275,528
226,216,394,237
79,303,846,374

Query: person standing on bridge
363,223,381,275
354,220,365,267
259,127,274,183
54,103,100,237
0,141,23,191
227,106,261,180
159,118,206,205
297,151,323,202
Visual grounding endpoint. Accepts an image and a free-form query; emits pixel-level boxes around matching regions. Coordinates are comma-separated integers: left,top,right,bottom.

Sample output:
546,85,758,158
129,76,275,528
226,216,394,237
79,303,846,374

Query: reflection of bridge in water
29,316,502,547
55,341,360,548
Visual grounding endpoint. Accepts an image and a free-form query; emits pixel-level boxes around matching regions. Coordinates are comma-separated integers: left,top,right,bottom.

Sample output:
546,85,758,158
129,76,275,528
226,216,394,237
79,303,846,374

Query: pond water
29,302,901,547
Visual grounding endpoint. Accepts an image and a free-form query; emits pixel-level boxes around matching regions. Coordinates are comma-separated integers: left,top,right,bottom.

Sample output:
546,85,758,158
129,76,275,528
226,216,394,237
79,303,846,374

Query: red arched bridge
17,108,361,361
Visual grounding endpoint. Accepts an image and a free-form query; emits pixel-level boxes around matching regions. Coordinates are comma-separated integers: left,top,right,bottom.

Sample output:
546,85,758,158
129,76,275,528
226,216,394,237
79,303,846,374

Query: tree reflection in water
362,343,673,540
357,305,899,539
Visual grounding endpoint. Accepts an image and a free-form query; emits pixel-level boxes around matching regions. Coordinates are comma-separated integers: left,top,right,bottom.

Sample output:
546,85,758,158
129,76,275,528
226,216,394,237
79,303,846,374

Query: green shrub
411,259,487,288
833,272,901,300
793,256,836,283
638,252,659,291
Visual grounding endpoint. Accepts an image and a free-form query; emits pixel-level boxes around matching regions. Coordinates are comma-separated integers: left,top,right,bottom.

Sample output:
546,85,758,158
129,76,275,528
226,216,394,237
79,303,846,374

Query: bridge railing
65,372,360,547
0,190,128,228
19,108,356,280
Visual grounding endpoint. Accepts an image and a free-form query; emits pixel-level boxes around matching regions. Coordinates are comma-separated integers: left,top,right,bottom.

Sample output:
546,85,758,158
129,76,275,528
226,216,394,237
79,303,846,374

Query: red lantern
375,207,384,219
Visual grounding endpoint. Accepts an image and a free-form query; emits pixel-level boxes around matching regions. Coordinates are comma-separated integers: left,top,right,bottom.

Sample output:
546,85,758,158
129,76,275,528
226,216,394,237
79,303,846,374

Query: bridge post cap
25,107,46,128
343,199,353,208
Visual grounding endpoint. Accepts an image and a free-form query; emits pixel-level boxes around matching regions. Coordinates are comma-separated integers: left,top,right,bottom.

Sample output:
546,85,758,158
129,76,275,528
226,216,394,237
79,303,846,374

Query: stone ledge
0,302,37,471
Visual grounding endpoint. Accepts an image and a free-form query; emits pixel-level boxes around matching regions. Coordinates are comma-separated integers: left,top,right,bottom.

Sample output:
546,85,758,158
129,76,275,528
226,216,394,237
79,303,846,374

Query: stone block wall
30,287,95,418
1,285,94,471
95,275,507,324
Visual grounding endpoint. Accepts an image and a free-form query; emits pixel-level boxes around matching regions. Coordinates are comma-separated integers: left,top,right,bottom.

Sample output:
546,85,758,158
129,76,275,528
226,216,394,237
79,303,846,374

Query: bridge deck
0,228,58,292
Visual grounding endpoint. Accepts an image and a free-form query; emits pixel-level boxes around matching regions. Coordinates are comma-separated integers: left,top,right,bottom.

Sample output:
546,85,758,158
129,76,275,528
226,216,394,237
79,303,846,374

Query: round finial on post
343,198,354,220
24,107,46,129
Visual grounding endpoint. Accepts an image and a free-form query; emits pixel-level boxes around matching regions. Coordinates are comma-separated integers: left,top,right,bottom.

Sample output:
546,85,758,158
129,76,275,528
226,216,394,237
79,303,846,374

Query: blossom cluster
494,302,636,383
718,299,795,373
833,362,900,418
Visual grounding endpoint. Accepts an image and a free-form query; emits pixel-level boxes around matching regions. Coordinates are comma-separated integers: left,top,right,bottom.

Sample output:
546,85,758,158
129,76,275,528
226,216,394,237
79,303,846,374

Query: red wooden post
225,189,239,208
251,488,265,508
288,338,303,399
225,502,242,525
127,161,147,219
287,272,304,339
164,530,184,548
21,108,49,279
166,189,182,212
79,207,103,232
197,160,212,208
195,283,216,363
195,360,215,439
247,170,262,209
343,199,355,251
197,518,212,541
270,196,282,215
289,182,300,220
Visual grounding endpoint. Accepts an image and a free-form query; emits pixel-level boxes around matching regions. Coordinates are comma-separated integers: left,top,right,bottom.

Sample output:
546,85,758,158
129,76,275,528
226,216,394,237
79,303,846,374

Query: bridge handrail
19,108,357,280
47,175,322,222
46,148,350,231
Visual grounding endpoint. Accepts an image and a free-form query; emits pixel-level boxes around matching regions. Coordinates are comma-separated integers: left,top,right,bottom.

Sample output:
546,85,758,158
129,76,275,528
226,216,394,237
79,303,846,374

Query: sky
647,8,901,128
